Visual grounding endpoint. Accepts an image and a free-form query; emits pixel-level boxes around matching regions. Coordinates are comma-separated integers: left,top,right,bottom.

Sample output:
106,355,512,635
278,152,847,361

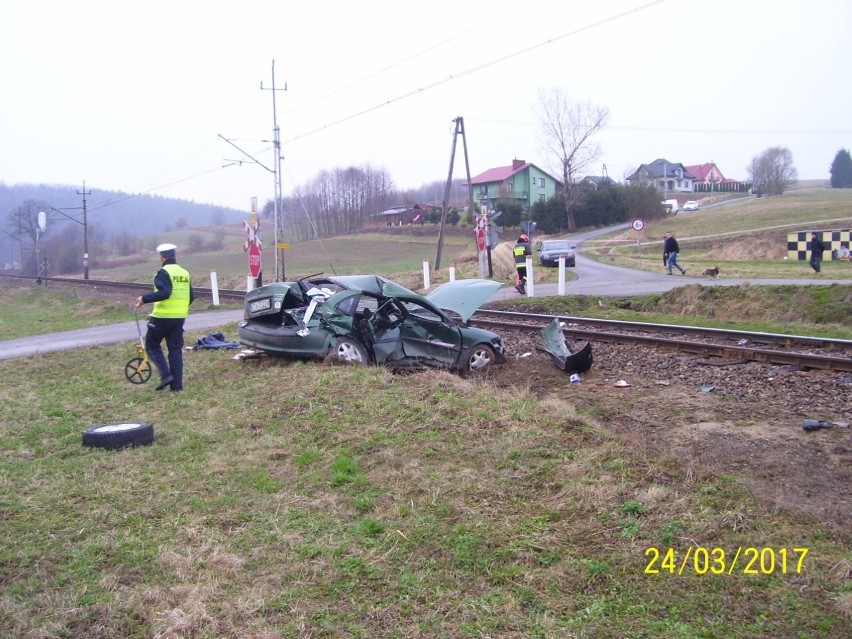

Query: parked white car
683,200,700,211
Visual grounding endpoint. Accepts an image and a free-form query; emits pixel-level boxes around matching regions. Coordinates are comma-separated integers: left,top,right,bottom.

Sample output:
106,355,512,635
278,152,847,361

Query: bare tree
5,199,50,274
536,87,610,231
749,147,797,196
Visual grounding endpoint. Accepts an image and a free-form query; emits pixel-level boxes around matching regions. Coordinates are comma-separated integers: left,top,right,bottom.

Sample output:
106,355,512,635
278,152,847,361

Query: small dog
703,266,720,279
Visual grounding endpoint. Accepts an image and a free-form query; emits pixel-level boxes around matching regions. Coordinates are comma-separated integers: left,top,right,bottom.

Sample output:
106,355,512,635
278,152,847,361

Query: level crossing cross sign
243,216,262,278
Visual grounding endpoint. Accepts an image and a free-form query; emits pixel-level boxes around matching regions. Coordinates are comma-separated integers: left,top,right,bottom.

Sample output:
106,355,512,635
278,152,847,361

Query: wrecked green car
238,275,507,374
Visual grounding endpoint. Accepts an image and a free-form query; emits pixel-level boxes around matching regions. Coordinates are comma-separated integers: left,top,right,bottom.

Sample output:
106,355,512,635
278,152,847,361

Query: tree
535,87,610,232
494,199,523,230
748,147,797,196
829,149,852,188
5,199,50,275
530,196,568,235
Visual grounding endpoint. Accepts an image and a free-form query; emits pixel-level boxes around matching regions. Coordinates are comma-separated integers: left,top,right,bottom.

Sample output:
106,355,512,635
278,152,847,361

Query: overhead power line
284,0,666,144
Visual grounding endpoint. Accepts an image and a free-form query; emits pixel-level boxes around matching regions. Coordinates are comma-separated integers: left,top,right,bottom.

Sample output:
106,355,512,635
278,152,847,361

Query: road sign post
248,243,261,280
631,218,645,266
244,204,262,287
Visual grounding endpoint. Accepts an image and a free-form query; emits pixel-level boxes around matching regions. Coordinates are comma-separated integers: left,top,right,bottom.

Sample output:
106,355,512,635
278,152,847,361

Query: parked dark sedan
238,275,507,375
538,240,576,267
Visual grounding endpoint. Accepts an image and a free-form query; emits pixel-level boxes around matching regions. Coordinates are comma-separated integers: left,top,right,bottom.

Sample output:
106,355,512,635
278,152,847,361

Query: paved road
0,310,245,361
491,224,850,300
1,224,849,360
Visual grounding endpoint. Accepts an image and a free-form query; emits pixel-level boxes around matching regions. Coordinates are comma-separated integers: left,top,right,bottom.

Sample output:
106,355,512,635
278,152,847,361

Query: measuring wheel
125,356,152,384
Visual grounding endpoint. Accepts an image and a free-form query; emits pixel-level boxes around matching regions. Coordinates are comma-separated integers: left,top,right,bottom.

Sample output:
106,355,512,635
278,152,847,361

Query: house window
538,178,545,187
479,185,487,195
506,183,513,192
677,180,682,188
538,193,546,202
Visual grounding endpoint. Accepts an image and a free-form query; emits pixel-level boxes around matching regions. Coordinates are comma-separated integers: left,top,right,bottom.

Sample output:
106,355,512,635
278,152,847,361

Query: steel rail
471,318,852,372
474,308,852,350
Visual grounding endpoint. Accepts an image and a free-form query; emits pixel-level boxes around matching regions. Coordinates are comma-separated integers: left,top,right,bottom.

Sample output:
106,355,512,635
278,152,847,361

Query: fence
786,230,851,261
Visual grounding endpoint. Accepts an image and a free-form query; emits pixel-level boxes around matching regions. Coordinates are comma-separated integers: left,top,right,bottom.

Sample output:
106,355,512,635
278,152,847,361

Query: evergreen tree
829,149,852,188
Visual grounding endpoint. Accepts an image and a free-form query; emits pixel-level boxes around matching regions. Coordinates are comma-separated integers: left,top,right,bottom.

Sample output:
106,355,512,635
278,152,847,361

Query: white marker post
525,257,534,297
210,271,220,306
423,260,430,290
449,266,456,282
558,256,565,295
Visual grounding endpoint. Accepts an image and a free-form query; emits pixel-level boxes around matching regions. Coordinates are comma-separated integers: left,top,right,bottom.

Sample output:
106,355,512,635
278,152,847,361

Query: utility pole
260,60,287,281
435,117,476,272
78,181,91,279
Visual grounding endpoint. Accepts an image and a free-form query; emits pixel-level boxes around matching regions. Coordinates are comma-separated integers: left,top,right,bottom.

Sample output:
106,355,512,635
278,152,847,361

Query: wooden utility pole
435,117,476,271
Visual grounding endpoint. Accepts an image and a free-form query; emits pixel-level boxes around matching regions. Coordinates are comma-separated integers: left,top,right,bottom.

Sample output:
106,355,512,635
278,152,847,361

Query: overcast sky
2,0,850,214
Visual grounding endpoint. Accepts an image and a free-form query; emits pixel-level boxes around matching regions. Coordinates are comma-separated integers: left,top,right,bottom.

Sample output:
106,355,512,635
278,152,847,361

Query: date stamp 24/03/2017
644,547,809,576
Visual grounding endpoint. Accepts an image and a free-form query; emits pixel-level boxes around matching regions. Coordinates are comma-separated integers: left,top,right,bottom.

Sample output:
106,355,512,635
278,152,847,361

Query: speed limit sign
631,218,645,232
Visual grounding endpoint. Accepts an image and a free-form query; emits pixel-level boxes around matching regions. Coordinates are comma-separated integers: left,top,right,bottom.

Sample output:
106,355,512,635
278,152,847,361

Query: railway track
471,310,852,373
4,273,851,372
0,273,246,303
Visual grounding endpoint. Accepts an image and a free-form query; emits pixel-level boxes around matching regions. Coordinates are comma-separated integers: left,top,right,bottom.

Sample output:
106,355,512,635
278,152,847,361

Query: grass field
89,229,483,291
1,334,850,638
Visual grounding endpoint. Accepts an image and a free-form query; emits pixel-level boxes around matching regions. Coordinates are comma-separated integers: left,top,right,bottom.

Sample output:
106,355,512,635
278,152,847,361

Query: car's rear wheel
465,344,496,374
334,337,368,365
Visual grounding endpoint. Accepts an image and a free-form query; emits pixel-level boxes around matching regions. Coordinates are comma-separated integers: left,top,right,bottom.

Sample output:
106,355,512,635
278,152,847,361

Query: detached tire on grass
82,422,154,450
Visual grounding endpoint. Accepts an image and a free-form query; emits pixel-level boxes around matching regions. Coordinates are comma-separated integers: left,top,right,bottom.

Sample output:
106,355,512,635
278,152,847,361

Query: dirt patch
482,331,852,537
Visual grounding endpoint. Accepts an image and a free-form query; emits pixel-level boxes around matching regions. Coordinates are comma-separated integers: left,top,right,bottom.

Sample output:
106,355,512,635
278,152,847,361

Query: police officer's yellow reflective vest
152,264,191,318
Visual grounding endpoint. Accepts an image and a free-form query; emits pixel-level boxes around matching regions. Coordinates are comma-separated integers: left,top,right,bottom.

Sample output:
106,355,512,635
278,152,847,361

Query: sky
1,0,850,214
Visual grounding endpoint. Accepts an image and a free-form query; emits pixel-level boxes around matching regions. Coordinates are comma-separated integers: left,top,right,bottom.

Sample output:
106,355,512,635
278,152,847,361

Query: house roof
470,161,531,185
582,175,615,186
469,159,562,186
685,163,726,182
627,159,697,181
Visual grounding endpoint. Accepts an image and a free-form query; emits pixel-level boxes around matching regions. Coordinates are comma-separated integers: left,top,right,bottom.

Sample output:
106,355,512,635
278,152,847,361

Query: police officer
513,234,532,294
135,243,194,391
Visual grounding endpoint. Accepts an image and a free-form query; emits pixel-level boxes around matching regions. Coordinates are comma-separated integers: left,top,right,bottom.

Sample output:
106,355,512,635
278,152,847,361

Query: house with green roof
469,159,562,210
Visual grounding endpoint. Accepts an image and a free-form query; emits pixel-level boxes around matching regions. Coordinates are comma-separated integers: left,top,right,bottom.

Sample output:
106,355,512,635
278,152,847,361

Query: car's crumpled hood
425,279,501,323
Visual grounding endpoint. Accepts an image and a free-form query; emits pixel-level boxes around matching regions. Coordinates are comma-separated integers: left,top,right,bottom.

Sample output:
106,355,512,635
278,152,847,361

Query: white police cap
156,243,177,253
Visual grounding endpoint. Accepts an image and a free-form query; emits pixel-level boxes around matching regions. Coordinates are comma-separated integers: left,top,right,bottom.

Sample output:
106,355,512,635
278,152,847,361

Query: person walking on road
513,234,532,294
663,232,686,275
809,231,826,273
135,243,194,391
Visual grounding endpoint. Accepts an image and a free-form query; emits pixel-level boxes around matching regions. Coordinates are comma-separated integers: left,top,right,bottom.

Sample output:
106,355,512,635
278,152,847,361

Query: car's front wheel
334,337,368,365
465,344,496,375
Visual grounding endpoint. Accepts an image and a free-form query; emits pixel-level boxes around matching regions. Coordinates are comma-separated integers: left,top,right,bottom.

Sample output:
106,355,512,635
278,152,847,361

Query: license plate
249,298,271,313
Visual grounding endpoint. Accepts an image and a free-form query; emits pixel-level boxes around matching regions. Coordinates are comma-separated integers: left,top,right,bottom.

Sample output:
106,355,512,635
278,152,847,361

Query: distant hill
1,182,244,236
1,182,245,265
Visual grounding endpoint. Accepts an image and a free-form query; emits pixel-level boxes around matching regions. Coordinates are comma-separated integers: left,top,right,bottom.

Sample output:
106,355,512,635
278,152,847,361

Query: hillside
0,182,245,270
